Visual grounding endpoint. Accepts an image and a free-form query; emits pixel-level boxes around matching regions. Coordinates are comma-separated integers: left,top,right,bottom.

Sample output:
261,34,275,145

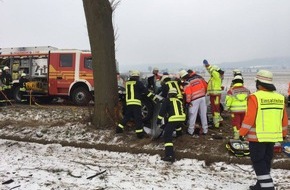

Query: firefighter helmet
130,70,140,77
233,75,243,81
233,69,241,75
255,70,273,84
178,70,188,78
21,73,26,77
3,66,9,70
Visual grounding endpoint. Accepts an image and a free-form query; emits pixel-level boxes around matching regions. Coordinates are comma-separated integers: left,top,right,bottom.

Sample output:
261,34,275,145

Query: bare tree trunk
83,0,118,128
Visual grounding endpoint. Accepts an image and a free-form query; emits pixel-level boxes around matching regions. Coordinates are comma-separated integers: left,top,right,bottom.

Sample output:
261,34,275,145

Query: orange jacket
183,78,207,103
239,92,288,142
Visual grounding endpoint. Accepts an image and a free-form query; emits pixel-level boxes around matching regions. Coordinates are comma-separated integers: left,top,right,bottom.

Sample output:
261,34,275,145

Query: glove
203,59,209,66
239,136,245,141
157,119,162,125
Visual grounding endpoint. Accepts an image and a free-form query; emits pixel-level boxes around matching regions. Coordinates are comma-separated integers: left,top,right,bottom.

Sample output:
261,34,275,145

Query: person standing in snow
179,69,208,136
203,60,224,128
1,66,12,98
239,70,288,190
225,75,250,139
116,70,157,139
157,88,186,162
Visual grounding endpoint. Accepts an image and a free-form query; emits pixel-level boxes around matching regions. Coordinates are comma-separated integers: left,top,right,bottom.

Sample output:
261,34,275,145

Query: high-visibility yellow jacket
225,83,250,112
206,65,222,95
240,90,288,142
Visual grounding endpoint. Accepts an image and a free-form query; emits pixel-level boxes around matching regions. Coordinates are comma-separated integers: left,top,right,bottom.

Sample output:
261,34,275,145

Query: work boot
136,132,145,139
176,130,182,138
233,126,240,140
161,156,175,163
116,127,123,134
249,182,261,190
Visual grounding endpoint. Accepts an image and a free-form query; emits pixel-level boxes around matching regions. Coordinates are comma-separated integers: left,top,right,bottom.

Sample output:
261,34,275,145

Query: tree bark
83,0,118,128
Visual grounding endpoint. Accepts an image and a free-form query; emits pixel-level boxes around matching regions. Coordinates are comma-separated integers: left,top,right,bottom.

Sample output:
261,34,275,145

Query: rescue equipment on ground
226,139,250,157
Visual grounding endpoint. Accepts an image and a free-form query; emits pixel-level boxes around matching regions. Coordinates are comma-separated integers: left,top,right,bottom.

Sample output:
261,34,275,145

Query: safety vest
254,91,284,142
125,81,141,106
168,98,186,122
206,65,222,95
158,97,186,122
225,83,250,112
183,78,207,103
165,81,183,100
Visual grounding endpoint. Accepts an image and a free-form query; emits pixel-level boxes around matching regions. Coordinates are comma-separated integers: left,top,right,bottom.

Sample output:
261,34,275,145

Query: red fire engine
0,46,94,105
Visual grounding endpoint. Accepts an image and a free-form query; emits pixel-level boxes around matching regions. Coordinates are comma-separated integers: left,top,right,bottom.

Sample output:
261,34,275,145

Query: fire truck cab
0,46,94,105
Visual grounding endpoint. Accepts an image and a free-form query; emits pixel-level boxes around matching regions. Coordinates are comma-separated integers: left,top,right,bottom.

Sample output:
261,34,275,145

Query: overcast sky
1,0,290,69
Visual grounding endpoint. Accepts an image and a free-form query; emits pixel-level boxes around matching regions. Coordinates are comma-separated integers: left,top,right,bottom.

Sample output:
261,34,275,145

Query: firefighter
239,70,288,190
1,66,12,99
157,88,186,162
225,75,250,139
180,69,208,136
18,73,29,102
116,70,157,139
147,67,161,93
160,74,183,100
203,60,224,128
231,69,243,87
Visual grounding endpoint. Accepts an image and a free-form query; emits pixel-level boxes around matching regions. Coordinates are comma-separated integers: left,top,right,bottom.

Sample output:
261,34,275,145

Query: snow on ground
1,139,289,190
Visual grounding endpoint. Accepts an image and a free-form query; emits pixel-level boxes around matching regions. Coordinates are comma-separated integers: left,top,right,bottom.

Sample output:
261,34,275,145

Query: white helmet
168,88,177,94
255,70,273,84
178,70,188,78
0,69,2,73
233,69,241,75
3,66,9,70
130,70,140,77
233,75,243,81
21,73,27,77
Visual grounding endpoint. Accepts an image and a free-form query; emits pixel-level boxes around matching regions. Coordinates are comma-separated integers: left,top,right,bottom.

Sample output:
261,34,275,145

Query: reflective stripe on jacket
206,65,222,95
125,80,154,106
183,78,207,103
158,97,186,122
225,83,250,112
165,81,183,100
240,90,288,142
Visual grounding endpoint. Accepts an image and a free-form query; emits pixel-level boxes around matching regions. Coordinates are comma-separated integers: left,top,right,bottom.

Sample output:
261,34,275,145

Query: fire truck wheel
71,87,92,106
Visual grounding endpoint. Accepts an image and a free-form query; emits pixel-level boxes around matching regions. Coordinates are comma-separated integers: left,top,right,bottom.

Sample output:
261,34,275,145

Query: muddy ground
0,104,289,170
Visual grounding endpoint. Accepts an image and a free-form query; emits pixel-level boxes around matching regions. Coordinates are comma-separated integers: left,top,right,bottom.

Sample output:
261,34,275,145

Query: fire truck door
49,53,75,95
